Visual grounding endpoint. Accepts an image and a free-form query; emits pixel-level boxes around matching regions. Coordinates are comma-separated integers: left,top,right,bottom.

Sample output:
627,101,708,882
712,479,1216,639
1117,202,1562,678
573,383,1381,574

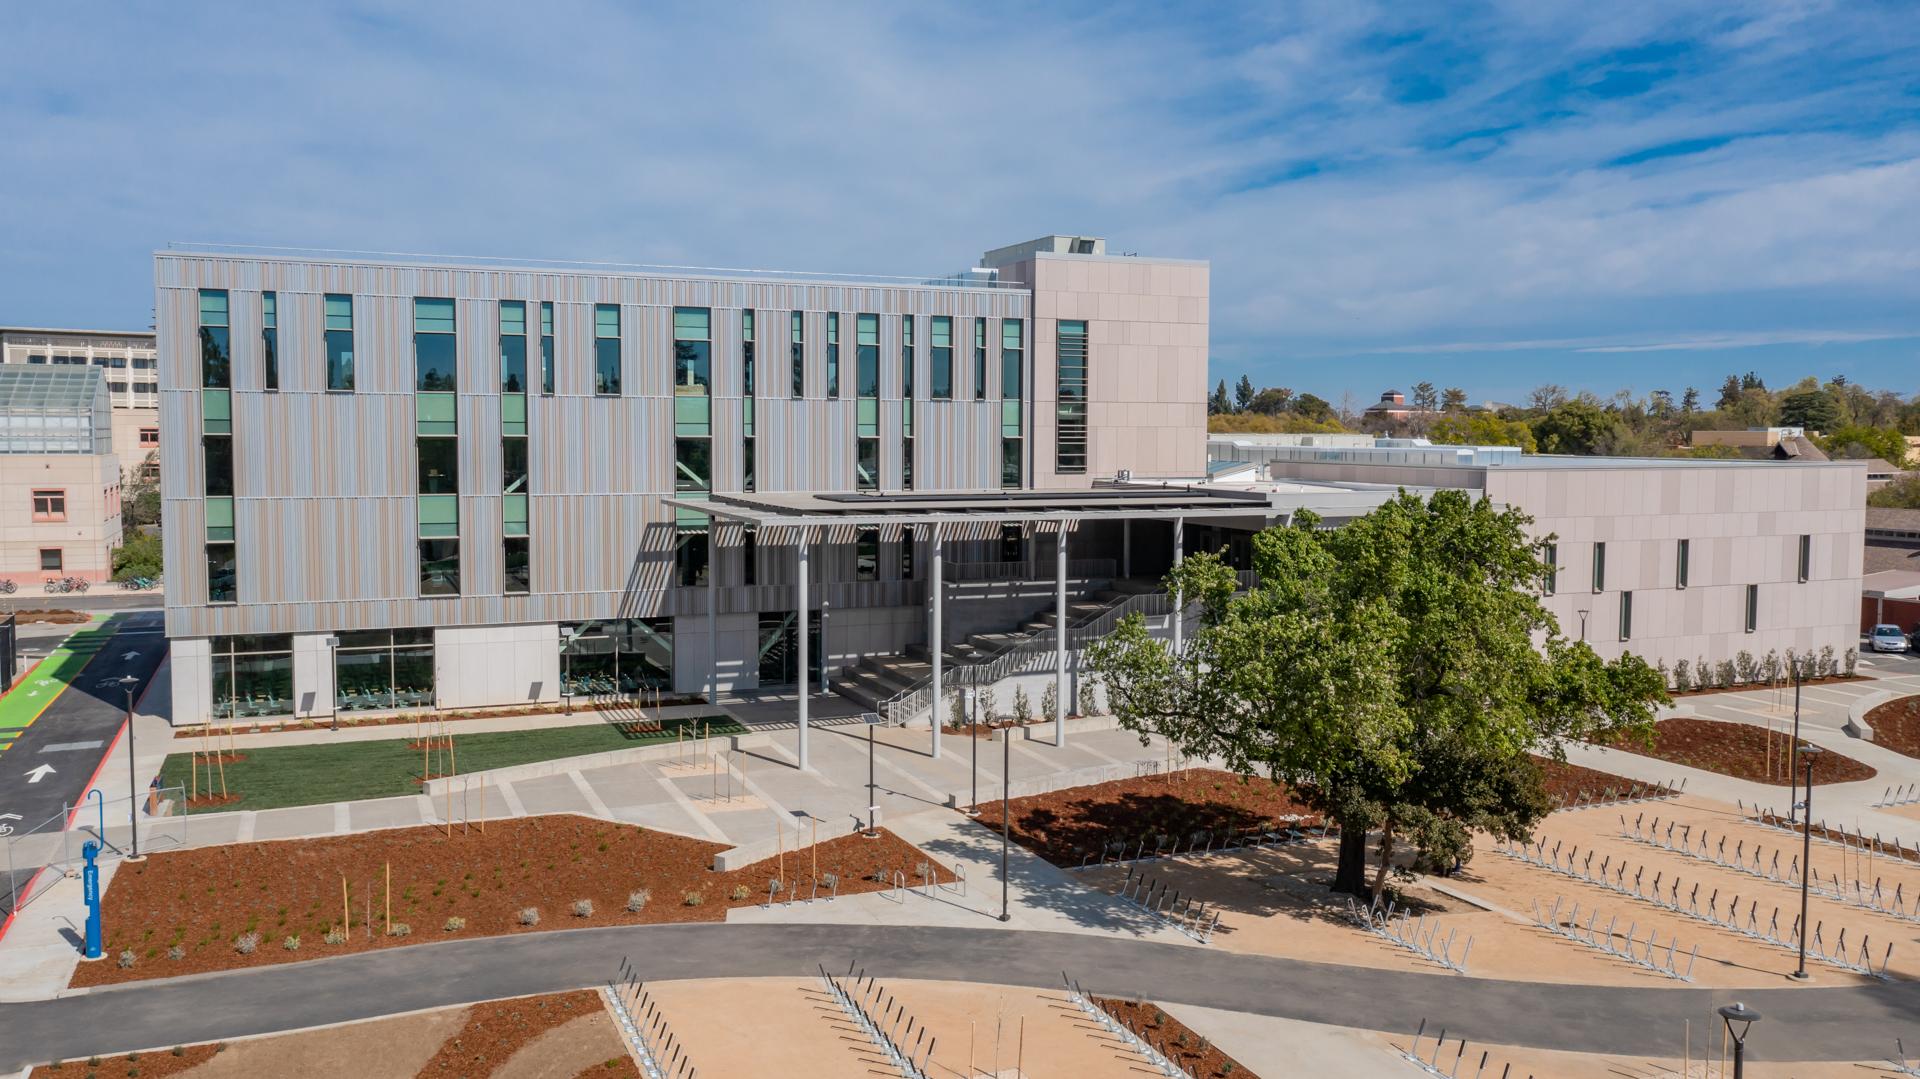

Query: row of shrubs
1659,645,1856,693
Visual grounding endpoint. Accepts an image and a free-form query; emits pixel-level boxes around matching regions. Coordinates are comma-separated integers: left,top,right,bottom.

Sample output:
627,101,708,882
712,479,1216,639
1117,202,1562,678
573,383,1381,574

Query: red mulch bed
1093,996,1259,1078
1865,695,1920,760
34,1044,224,1078
973,768,1319,867
1531,756,1665,805
181,696,711,738
1600,718,1875,786
415,990,605,1077
575,1058,642,1078
74,815,952,988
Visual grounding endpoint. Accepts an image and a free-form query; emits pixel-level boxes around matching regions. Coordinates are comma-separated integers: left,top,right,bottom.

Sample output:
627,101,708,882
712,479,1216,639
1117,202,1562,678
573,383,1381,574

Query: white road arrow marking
0,813,21,822
24,764,55,784
122,651,141,661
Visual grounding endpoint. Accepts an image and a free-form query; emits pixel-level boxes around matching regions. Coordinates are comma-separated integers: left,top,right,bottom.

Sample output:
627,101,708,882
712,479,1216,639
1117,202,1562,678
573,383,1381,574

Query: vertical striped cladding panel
237,392,411,498
227,290,262,393
555,302,593,397
278,291,321,394
241,496,414,606
460,394,501,495
463,496,503,596
360,294,413,396
456,298,492,396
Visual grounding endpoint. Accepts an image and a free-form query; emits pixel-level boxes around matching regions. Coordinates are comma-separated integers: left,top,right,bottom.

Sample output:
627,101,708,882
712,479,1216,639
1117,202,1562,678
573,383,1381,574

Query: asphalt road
1,922,1914,1069
0,612,166,841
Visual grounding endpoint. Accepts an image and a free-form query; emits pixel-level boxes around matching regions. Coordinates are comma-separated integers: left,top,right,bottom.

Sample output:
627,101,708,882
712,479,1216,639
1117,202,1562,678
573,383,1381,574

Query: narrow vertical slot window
594,303,622,395
324,293,355,390
790,311,805,398
1055,319,1087,473
930,316,952,400
539,301,555,394
261,292,278,390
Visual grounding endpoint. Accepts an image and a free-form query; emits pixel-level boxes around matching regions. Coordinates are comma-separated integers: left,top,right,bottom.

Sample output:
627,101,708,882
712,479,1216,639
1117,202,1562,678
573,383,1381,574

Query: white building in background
1215,437,1865,673
1,326,160,474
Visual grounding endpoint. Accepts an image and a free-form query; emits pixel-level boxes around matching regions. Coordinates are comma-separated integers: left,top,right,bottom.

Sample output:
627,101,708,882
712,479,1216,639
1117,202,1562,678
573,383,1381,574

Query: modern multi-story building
156,237,1237,750
1,327,161,472
0,366,124,586
1227,438,1865,672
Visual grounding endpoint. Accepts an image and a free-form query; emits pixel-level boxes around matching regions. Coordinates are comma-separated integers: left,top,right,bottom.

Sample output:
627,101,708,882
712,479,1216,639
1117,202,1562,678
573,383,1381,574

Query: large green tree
1530,400,1623,455
1428,412,1537,453
1820,425,1909,466
1088,491,1666,898
1777,389,1842,432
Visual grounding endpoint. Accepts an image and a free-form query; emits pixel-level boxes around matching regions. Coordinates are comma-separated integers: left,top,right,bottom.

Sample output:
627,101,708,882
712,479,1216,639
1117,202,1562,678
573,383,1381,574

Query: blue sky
2,2,1916,408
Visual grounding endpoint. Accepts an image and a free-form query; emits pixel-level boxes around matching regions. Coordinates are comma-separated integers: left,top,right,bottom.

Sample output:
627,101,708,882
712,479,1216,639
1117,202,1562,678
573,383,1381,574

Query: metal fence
3,786,187,921
0,613,15,690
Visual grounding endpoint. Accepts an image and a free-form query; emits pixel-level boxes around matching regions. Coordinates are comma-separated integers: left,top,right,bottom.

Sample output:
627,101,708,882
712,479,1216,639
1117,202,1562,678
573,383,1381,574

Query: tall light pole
1792,746,1822,981
966,686,980,817
117,674,142,861
1717,1002,1760,1078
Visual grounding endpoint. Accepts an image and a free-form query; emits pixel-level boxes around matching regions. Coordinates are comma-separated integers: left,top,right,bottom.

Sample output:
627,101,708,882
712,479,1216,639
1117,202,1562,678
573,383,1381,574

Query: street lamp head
118,674,138,686
1718,1001,1761,1042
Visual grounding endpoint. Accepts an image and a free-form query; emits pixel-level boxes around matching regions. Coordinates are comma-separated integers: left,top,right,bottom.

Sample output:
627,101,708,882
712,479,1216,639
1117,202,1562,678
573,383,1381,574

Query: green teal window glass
901,437,913,490
261,292,278,391
503,492,529,534
202,388,232,434
1055,319,1088,473
500,300,527,393
974,318,987,399
855,313,879,399
742,436,756,493
198,289,230,389
501,391,527,436
790,311,804,398
1541,543,1557,595
539,301,555,394
1619,590,1633,642
1745,584,1758,632
504,537,530,594
415,392,457,436
673,307,711,394
418,495,459,538
594,304,621,395
741,309,755,396
930,317,952,399
420,538,460,596
1676,538,1689,589
324,294,355,390
825,313,841,399
203,436,234,497
413,298,457,391
1001,318,1023,399
418,438,458,494
205,496,235,541
1592,542,1606,592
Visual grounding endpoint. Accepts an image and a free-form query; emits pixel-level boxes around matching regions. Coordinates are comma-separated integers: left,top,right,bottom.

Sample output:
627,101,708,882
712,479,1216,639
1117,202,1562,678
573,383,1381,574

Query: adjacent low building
1,327,161,472
0,366,124,586
1217,438,1865,674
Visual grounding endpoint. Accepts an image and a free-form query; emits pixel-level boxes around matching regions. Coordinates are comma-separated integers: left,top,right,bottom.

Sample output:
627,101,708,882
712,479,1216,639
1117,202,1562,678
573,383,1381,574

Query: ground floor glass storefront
210,634,293,720
334,628,435,711
561,618,673,696
756,611,822,687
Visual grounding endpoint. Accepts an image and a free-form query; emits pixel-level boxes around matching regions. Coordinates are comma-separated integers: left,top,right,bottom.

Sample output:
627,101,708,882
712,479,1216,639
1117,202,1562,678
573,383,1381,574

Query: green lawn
158,715,741,813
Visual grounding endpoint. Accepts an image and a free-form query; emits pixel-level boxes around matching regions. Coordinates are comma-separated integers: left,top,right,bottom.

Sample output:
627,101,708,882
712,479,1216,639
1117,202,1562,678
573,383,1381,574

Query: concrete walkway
3,922,1916,1071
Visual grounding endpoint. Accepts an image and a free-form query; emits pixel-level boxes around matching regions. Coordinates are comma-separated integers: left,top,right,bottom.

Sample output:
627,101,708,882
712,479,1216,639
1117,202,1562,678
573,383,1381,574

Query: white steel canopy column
796,529,810,770
1172,515,1186,656
930,522,943,759
1055,520,1069,746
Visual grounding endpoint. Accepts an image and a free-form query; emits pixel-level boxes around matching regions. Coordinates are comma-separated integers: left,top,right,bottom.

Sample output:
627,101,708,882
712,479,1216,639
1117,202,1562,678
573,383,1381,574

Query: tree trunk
1369,820,1396,903
1331,820,1370,896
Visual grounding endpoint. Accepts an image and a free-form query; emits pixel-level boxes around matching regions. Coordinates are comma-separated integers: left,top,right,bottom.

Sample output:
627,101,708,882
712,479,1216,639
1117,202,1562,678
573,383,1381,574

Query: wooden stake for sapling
342,874,350,937
384,861,390,934
216,743,228,798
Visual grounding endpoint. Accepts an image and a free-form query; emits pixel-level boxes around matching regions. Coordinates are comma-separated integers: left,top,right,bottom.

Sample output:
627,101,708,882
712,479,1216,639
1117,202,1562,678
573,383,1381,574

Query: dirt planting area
1093,997,1260,1078
1866,695,1920,760
31,992,633,1079
972,768,1320,866
1601,718,1876,785
73,814,951,988
1533,756,1666,804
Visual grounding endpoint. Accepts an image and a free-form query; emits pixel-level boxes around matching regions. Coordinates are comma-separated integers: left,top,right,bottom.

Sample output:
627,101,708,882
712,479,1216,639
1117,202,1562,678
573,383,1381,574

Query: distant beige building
0,366,123,586
1,327,160,480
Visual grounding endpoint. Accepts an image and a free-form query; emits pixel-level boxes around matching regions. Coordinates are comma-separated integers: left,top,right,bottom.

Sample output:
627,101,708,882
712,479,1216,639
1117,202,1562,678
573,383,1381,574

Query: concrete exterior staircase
829,585,1141,715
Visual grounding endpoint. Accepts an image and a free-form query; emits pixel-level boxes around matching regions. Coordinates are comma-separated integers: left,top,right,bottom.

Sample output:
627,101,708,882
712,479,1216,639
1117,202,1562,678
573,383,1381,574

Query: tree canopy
1530,399,1623,455
1088,490,1666,897
1428,412,1537,453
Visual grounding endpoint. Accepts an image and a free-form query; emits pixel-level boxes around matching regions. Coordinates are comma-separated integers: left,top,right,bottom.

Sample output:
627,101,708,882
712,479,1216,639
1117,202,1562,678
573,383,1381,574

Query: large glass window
856,313,879,398
901,316,915,398
418,438,458,493
205,543,236,604
539,301,555,394
203,435,234,497
930,316,953,399
594,303,622,395
562,618,673,696
197,290,230,389
856,528,879,581
674,307,711,394
856,437,880,492
413,298,457,390
675,437,711,494
500,300,528,392
974,318,987,400
901,315,915,491
504,536,530,594
790,312,805,397
420,538,460,596
825,312,841,399
334,629,435,711
756,612,822,687
210,634,293,720
261,292,278,391
1001,318,1023,400
676,530,709,587
1055,319,1088,474
324,294,355,391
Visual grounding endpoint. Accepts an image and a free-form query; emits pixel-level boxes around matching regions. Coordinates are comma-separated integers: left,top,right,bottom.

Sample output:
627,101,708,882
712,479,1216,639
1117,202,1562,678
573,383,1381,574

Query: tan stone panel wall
0,452,122,582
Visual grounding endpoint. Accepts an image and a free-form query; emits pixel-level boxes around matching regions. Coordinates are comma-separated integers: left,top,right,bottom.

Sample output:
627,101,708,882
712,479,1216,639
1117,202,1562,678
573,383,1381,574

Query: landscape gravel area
73,814,951,988
1864,695,1920,760
1601,717,1875,785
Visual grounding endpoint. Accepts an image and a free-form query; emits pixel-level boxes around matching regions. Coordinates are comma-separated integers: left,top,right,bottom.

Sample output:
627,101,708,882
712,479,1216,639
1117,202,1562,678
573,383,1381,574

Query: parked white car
1868,624,1910,653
